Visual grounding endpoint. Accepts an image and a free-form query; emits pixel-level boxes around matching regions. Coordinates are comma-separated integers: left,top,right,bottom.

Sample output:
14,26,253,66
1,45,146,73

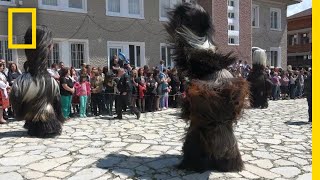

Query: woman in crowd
289,72,297,99
145,70,157,112
70,67,79,116
60,67,75,119
8,63,21,86
137,68,146,113
280,72,290,100
153,69,161,111
104,73,116,116
130,69,138,113
90,70,104,116
0,63,9,124
169,68,180,108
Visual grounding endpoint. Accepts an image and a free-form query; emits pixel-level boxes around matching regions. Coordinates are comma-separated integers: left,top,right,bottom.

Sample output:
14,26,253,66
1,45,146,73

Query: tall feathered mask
165,3,236,78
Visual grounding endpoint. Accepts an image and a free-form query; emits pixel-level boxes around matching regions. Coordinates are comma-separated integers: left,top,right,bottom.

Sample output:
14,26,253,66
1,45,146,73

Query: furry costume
165,3,249,172
10,25,64,138
247,48,272,108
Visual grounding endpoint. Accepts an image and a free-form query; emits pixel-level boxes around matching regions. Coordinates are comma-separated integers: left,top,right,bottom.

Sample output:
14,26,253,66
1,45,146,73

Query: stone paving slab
0,99,312,180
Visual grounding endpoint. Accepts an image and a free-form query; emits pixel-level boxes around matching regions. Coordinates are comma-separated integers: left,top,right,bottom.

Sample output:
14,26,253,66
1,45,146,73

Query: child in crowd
163,77,171,109
138,78,147,113
74,76,91,118
104,74,116,116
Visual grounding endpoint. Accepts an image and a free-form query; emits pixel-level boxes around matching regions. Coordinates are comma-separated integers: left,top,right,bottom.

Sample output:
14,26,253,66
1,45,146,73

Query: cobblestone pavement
0,99,312,180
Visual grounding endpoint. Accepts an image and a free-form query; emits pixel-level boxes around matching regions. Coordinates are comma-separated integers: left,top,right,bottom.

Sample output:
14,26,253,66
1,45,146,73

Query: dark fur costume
247,64,272,108
247,49,272,109
165,3,249,172
10,26,64,138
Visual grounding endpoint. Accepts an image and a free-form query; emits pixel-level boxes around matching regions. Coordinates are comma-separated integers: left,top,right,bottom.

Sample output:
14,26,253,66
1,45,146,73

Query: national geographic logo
8,8,36,49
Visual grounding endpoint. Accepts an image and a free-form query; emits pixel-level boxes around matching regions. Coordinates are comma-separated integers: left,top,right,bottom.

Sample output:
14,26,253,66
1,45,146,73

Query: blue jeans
160,95,165,109
272,85,280,100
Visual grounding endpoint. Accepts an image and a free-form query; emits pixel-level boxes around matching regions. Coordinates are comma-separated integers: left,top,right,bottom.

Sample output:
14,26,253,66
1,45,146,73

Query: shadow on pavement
96,154,211,180
0,130,27,138
285,121,311,126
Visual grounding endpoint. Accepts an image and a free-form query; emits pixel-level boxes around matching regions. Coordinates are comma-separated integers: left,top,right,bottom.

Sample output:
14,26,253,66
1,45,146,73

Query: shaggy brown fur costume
165,3,249,172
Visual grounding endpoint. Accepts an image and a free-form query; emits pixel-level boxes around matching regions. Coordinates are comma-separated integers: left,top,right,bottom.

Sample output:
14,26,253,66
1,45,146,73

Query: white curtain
69,0,83,9
108,0,120,13
129,0,140,15
160,0,170,18
42,0,58,6
161,0,181,18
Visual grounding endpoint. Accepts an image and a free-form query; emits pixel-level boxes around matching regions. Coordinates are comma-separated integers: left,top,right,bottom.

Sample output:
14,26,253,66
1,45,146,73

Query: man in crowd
58,61,64,76
115,68,140,120
48,63,60,81
0,59,9,77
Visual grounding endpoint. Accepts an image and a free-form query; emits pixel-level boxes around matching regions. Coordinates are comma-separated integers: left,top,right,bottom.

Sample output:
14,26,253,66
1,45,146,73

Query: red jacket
138,84,146,99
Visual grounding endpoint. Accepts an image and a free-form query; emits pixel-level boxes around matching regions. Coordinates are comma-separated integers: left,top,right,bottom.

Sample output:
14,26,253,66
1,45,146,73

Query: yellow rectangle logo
8,8,37,49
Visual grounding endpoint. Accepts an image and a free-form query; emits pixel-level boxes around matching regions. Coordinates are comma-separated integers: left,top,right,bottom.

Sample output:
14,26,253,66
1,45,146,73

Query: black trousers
91,93,104,115
115,94,140,118
146,94,155,112
307,95,312,122
105,94,115,115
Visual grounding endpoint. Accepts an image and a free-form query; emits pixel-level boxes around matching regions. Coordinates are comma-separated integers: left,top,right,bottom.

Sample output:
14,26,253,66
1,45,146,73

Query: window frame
270,7,281,31
107,41,145,68
50,38,89,70
47,42,61,68
106,0,145,19
160,43,175,68
159,0,182,21
0,35,18,64
0,0,16,6
38,0,87,13
270,47,281,68
252,4,259,28
227,0,239,46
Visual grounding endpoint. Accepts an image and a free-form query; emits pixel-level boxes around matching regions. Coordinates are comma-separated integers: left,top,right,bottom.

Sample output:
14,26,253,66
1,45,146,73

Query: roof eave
288,0,302,5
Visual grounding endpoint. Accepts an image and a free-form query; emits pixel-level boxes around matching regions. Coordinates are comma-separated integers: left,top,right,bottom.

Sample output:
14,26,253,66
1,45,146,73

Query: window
270,47,281,67
288,34,298,46
106,0,144,19
0,40,13,63
39,0,87,13
129,0,140,15
160,0,182,21
270,8,281,30
161,44,174,67
252,5,259,27
228,12,235,19
228,0,234,7
108,41,145,68
42,0,57,5
300,33,310,45
0,0,16,6
71,43,85,69
228,38,235,44
227,0,239,45
228,25,235,30
48,43,60,68
69,0,83,9
108,0,120,13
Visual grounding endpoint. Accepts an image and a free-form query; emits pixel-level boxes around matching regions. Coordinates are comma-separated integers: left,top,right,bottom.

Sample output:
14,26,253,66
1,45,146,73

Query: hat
159,72,166,79
252,49,267,67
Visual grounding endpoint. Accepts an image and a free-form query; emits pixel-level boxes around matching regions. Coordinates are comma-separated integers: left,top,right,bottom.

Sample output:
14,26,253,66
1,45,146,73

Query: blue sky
287,0,312,17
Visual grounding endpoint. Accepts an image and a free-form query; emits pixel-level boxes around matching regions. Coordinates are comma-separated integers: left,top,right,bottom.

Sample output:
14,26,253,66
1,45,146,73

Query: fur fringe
165,3,249,172
179,78,249,172
10,73,65,138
